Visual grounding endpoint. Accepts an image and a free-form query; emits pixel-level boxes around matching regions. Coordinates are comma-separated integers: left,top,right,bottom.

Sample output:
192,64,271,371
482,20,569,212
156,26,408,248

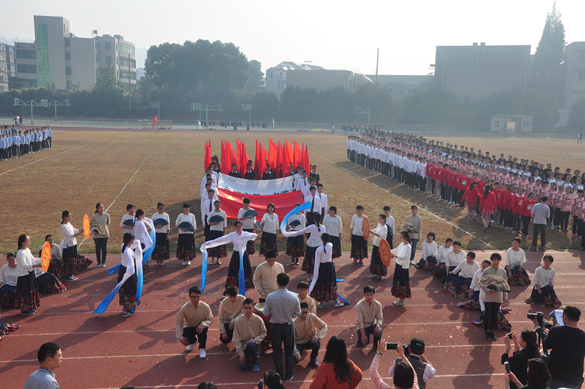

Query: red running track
0,250,584,389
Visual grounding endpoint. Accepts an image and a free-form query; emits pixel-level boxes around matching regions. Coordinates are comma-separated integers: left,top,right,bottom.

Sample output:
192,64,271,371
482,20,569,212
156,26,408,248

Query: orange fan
361,216,370,240
41,242,51,272
83,214,90,240
379,239,392,267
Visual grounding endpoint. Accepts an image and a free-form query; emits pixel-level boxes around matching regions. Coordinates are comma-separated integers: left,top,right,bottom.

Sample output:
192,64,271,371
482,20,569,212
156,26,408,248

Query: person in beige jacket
233,297,267,372
90,203,110,267
293,302,328,367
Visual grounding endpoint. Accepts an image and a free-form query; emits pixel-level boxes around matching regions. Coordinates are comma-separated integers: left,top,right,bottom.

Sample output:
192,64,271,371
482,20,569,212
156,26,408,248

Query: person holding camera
389,338,436,389
542,306,585,389
370,340,418,389
258,370,285,389
507,358,551,389
501,331,541,389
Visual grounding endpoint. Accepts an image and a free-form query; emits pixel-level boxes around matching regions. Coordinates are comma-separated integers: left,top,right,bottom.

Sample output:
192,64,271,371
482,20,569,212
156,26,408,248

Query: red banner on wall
217,188,304,222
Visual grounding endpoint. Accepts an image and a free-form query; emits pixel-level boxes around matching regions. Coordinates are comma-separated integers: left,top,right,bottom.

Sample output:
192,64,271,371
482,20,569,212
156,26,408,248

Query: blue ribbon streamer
201,250,208,293
238,250,245,296
279,201,312,235
337,294,350,305
136,228,156,305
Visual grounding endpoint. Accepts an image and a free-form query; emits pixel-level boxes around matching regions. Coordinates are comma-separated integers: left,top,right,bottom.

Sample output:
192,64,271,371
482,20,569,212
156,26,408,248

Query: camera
507,333,513,339
257,379,263,389
527,312,544,326
386,342,399,350
403,344,410,357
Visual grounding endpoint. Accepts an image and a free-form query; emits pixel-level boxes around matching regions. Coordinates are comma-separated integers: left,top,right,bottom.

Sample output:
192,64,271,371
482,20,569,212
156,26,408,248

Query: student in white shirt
391,231,412,306
323,206,342,259
175,202,197,266
118,233,139,317
456,259,492,322
433,238,453,282
283,214,326,280
525,254,562,308
120,204,136,237
0,252,19,308
369,214,389,280
445,252,480,299
60,210,85,282
152,202,170,266
202,189,217,241
237,197,257,255
259,203,279,256
15,235,42,315
416,232,438,270
200,220,257,293
505,238,530,286
132,209,154,273
350,205,368,264
383,205,395,249
285,204,306,265
317,184,328,219
445,241,466,272
207,200,228,265
309,233,344,308
304,185,322,228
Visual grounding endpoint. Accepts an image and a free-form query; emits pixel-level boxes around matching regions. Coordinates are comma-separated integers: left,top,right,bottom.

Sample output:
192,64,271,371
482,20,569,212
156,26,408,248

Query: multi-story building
435,43,531,99
562,41,585,110
0,42,16,91
13,15,136,91
265,61,370,98
366,74,434,99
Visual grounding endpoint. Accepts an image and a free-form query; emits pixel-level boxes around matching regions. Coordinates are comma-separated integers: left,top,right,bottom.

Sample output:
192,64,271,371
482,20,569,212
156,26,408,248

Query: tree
530,2,566,92
94,66,124,93
568,99,585,131
244,60,264,92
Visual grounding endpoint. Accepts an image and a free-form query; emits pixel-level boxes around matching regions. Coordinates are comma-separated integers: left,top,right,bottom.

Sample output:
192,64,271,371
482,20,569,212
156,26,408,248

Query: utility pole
375,48,379,83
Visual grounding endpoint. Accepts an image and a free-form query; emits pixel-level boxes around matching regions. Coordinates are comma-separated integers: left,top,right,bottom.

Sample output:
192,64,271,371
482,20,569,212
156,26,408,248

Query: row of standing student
0,126,52,161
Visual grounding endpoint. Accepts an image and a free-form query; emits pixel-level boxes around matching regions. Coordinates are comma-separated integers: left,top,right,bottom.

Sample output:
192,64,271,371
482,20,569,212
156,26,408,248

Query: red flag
303,144,310,173
217,188,303,222
285,140,293,164
152,116,158,129
239,141,249,175
227,141,239,171
236,139,241,158
276,141,283,178
255,140,267,180
294,141,301,167
221,140,229,174
204,142,212,171
268,139,278,171
281,141,291,177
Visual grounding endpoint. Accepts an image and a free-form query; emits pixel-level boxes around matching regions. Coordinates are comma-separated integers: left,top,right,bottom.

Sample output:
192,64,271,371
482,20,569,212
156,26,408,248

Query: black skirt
62,245,78,276
370,245,388,276
302,245,318,274
118,265,138,311
330,236,341,259
36,272,67,295
391,264,411,299
259,232,278,255
350,234,368,260
176,233,196,260
310,262,338,302
16,271,40,312
226,251,253,290
207,230,228,258
286,235,305,258
243,228,256,255
152,232,170,261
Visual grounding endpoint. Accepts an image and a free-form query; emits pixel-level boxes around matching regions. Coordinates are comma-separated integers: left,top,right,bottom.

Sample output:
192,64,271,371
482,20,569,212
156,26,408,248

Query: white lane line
0,143,89,176
78,149,155,248
311,151,490,246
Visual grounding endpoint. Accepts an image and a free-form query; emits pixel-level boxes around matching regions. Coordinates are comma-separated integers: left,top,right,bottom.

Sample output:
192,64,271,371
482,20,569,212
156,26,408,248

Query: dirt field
1,129,584,254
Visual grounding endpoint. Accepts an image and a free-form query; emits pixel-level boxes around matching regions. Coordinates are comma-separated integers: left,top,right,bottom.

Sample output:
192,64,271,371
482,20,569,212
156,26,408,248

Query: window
0,45,4,52
95,54,99,63
9,47,13,53
0,75,7,82
1,65,6,71
118,42,135,55
11,66,15,73
0,55,4,62
67,80,72,89
16,49,36,59
578,73,585,81
580,51,585,61
65,37,70,47
66,66,72,75
65,51,71,61
36,23,50,87
105,42,111,50
17,64,37,73
106,56,112,64
95,41,98,49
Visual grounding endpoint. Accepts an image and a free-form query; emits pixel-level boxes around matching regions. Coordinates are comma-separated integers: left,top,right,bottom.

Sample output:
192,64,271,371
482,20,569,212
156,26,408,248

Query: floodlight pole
14,98,47,125
241,104,252,130
49,100,70,120
150,102,161,120
191,104,222,127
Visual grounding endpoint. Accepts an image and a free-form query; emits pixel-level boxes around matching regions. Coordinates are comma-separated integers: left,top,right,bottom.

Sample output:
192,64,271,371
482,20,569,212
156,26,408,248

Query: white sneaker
199,348,206,359
318,302,324,309
186,344,195,351
334,300,344,308
216,260,221,265
181,261,186,266
186,261,191,266
393,299,405,306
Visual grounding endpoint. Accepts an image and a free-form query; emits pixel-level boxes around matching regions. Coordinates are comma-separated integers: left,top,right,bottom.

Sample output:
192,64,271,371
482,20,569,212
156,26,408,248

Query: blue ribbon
93,273,126,314
337,294,350,305
201,250,208,293
136,228,156,304
238,250,245,296
280,201,312,235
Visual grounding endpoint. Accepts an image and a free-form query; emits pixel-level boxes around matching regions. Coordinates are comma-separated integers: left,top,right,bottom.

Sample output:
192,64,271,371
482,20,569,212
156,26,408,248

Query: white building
562,42,585,110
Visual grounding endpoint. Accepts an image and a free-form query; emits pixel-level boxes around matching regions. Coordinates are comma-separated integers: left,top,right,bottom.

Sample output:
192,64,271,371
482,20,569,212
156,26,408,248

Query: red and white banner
217,173,296,195
217,188,304,222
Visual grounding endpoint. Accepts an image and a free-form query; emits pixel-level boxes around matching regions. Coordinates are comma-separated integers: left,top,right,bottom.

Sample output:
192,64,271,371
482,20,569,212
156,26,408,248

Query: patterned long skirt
370,246,388,277
330,236,342,259
62,245,79,277
48,259,65,279
444,274,472,299
286,235,305,259
75,253,92,272
243,229,256,255
225,251,254,290
176,233,196,261
457,290,481,310
507,265,531,286
310,262,338,302
118,265,138,312
525,285,562,308
36,272,67,295
0,284,16,308
391,264,411,299
259,232,278,255
152,233,170,261
433,262,447,282
206,230,228,259
16,272,40,313
0,316,20,340
302,246,318,274
350,234,368,260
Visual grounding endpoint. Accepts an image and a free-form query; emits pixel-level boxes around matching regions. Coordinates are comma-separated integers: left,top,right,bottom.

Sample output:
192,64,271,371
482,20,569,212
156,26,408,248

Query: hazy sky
2,0,583,76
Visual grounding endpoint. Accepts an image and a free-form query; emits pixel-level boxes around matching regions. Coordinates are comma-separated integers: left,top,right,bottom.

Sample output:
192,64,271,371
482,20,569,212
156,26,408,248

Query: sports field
0,128,584,388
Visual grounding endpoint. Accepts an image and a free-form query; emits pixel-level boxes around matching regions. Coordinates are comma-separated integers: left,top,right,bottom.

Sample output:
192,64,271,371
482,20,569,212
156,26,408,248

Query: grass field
1,129,585,255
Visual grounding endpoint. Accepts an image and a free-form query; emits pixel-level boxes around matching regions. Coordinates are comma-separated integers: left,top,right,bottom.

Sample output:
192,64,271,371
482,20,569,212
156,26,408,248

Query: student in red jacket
498,185,510,226
513,188,527,234
461,181,480,223
505,186,518,230
521,192,536,237
479,184,498,232
458,171,471,208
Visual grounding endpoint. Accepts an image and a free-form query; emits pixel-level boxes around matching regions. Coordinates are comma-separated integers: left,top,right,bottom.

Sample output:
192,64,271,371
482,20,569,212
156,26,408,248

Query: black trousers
182,326,208,348
220,323,234,344
93,238,108,265
484,302,501,332
532,224,546,248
